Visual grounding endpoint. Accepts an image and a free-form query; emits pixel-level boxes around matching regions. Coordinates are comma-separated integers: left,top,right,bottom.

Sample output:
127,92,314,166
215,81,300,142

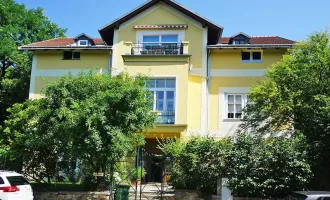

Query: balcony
155,110,175,124
131,43,183,55
122,41,191,62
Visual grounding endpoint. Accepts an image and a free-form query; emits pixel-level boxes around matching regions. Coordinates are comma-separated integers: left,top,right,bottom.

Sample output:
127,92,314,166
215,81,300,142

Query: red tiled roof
219,36,295,45
23,37,105,47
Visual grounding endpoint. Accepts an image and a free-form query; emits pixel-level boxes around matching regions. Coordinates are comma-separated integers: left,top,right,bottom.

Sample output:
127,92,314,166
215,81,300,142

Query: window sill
241,60,262,63
62,59,81,60
222,119,242,122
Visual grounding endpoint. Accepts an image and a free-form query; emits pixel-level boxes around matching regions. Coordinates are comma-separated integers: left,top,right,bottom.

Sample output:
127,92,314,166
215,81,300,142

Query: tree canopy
0,0,66,124
0,72,156,189
242,31,330,189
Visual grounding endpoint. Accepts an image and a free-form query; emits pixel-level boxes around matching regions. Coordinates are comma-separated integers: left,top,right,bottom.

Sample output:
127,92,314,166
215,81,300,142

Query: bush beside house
160,134,311,198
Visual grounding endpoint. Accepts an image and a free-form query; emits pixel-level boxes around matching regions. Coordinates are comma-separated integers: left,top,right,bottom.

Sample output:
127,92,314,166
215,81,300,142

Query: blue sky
16,0,329,41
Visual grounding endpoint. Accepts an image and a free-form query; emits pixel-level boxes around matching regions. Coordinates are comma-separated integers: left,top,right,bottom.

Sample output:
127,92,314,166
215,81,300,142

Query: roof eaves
207,44,295,49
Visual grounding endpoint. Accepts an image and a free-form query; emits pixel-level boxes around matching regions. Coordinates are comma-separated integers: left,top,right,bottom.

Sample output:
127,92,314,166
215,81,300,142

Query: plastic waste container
114,184,130,200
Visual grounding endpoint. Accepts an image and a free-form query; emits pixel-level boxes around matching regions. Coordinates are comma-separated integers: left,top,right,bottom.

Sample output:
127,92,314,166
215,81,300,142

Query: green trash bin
114,184,130,200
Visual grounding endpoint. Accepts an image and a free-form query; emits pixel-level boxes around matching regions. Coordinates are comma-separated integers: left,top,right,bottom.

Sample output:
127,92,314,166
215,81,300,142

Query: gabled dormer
231,32,251,44
73,33,94,46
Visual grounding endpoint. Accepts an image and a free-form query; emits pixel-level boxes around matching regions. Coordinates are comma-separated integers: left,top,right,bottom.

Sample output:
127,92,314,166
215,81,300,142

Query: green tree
1,72,156,189
226,134,311,198
241,31,330,189
0,0,66,124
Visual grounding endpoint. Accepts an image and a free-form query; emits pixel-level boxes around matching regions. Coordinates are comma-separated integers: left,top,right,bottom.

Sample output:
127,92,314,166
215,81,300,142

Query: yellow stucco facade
26,0,291,140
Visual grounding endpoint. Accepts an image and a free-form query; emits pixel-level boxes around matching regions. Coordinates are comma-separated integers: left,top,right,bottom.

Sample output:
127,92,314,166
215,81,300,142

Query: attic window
78,40,88,46
234,39,246,44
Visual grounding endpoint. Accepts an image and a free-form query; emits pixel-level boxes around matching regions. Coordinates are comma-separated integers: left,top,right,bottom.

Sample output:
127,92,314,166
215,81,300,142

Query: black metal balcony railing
131,43,183,55
155,110,175,124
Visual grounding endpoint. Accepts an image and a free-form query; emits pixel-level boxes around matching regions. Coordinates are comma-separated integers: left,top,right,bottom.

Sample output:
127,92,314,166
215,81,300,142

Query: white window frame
148,79,176,111
63,51,80,60
78,40,88,46
241,51,262,63
136,30,185,43
142,35,179,44
225,94,249,119
146,77,178,124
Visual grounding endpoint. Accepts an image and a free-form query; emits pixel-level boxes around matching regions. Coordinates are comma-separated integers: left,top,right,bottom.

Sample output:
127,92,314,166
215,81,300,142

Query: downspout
206,49,211,136
108,50,112,76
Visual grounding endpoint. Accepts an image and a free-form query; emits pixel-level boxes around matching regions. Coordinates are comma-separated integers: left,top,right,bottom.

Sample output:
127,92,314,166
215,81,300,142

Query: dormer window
234,39,246,45
78,40,88,46
231,32,250,45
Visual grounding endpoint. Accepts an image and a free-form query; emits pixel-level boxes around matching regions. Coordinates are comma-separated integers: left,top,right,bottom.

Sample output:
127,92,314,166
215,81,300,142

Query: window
234,39,246,44
146,78,176,124
143,35,178,44
63,51,80,60
0,177,4,184
78,40,88,46
241,51,262,62
226,94,249,119
6,176,29,186
140,35,180,55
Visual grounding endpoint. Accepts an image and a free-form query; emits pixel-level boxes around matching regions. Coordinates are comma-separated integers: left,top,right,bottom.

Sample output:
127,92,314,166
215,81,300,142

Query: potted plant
130,167,146,185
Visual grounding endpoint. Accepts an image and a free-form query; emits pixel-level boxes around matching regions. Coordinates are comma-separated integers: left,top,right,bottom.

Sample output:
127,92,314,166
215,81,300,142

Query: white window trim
78,40,88,46
241,51,263,63
225,94,248,119
148,76,178,124
63,51,80,60
136,30,184,43
219,87,250,126
142,35,179,44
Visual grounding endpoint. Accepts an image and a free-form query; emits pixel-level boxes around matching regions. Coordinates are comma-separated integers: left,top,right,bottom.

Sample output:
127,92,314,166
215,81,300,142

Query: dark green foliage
0,0,66,125
226,134,311,198
241,31,330,189
0,72,156,190
160,137,232,195
161,135,311,198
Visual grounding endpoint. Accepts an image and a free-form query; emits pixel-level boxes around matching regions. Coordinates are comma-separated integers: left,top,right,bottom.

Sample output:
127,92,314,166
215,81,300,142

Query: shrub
226,133,312,198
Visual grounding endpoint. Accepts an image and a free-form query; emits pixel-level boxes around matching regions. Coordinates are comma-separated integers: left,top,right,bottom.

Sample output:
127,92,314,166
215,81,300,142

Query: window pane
228,113,234,118
235,95,242,103
252,52,261,60
156,91,164,99
0,177,4,184
161,35,178,43
167,100,174,111
236,104,242,113
63,51,72,59
143,35,159,43
73,52,80,59
6,176,29,186
146,79,155,88
167,91,174,100
228,95,234,103
156,100,164,110
79,40,87,45
166,79,176,88
228,104,234,113
156,79,165,88
235,113,242,118
241,52,250,60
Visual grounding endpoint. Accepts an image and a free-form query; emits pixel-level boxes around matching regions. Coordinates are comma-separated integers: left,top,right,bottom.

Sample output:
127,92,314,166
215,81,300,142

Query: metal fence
130,43,183,55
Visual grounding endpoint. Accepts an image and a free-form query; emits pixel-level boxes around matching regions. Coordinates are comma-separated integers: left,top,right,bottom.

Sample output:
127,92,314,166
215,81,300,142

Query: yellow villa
20,0,294,181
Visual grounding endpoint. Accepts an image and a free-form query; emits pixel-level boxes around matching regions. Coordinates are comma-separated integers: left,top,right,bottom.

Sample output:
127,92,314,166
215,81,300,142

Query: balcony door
142,35,179,55
146,79,176,124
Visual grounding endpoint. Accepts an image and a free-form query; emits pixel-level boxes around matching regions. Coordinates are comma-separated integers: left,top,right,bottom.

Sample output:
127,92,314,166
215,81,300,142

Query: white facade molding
29,54,37,99
211,69,266,77
216,87,250,137
111,29,118,75
33,69,105,77
201,78,207,135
